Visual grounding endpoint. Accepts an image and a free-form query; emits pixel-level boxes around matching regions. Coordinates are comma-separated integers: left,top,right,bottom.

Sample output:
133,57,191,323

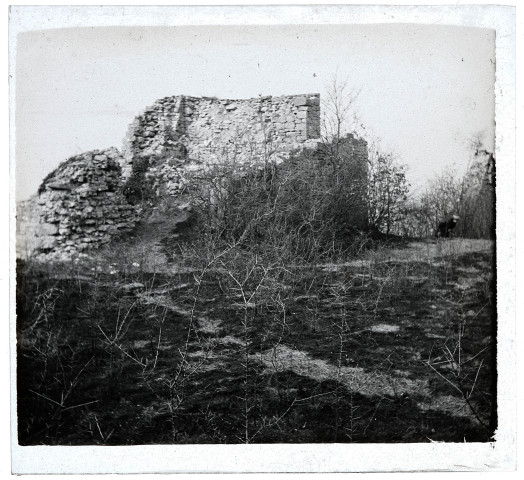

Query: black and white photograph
8,3,516,474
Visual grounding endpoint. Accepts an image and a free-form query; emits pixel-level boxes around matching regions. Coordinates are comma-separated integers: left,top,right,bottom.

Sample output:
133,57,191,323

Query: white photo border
8,3,516,474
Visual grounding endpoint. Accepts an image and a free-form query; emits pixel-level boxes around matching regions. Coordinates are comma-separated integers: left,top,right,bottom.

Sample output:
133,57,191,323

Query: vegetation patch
17,238,495,445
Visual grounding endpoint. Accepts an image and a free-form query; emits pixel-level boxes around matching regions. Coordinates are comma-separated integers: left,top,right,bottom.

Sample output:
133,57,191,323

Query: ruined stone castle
16,93,368,259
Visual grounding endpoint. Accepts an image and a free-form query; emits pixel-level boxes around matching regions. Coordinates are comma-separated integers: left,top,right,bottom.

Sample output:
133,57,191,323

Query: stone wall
17,93,370,260
17,148,141,259
121,94,321,177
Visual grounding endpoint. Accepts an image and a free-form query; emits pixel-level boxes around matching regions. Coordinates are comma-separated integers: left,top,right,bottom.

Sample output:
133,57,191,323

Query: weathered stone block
293,96,308,107
37,236,58,250
296,124,307,132
46,181,72,191
36,223,59,236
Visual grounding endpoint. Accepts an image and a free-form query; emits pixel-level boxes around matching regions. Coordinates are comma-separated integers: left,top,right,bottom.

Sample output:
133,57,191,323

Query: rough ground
17,237,496,444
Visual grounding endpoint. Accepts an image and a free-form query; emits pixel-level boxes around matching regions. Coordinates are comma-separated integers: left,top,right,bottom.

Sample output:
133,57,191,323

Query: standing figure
436,215,460,238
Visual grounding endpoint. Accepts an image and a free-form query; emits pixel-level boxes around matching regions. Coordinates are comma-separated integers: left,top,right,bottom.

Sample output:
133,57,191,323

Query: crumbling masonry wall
121,94,321,177
17,93,368,259
17,149,141,258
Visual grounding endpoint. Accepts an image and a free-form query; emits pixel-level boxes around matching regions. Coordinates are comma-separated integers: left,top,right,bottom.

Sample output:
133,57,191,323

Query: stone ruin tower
118,94,322,195
16,93,368,259
122,94,321,170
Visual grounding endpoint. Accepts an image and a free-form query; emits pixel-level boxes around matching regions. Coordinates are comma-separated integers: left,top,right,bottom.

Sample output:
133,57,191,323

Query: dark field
16,239,496,445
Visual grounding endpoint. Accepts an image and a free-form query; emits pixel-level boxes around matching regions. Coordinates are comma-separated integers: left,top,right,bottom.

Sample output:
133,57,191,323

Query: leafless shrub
398,133,495,239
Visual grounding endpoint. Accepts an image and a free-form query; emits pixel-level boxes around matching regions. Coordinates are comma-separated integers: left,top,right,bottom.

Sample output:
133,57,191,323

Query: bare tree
321,75,362,164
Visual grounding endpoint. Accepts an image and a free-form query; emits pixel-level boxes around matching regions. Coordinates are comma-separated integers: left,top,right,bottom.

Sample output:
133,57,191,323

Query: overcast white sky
14,22,495,201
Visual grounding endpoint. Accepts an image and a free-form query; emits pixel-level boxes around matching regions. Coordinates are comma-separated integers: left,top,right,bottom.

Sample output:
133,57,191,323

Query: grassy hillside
16,231,496,444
